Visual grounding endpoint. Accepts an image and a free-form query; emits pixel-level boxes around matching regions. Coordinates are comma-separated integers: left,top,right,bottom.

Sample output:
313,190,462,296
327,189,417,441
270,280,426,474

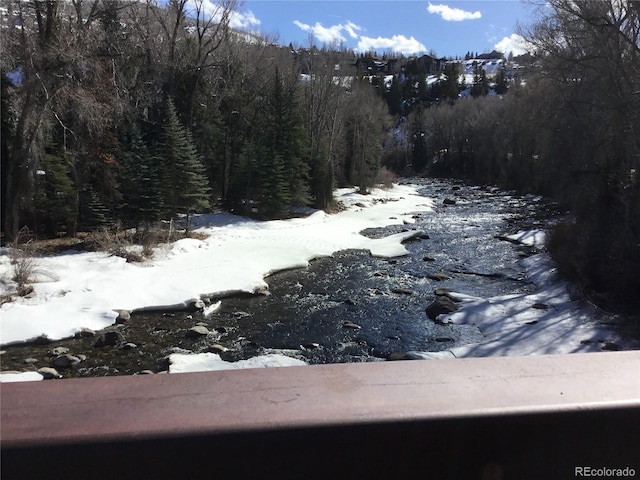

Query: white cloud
427,2,482,21
185,1,261,30
230,10,261,30
293,20,363,44
494,33,531,57
356,35,426,55
343,21,362,39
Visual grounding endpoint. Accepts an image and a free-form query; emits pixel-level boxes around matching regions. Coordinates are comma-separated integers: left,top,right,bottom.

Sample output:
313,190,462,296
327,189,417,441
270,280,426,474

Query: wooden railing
2,351,639,479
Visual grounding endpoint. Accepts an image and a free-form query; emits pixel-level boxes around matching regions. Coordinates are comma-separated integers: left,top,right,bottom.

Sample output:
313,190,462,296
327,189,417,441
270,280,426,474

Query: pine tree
118,128,163,228
494,68,508,95
157,97,211,224
34,146,77,236
268,68,309,209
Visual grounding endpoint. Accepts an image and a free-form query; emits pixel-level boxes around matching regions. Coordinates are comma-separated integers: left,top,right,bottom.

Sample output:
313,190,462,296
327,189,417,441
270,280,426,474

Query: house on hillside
402,54,446,76
354,56,398,75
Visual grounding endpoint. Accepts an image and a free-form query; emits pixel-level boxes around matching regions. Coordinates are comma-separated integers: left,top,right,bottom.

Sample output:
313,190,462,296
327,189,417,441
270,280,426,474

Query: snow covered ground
0,185,431,370
0,183,630,382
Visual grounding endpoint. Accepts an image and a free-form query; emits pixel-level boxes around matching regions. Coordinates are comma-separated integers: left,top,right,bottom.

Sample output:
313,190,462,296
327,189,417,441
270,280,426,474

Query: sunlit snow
0,183,626,382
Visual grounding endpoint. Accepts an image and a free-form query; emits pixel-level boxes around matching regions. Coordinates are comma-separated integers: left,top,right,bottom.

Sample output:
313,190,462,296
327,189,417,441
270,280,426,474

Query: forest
1,0,639,311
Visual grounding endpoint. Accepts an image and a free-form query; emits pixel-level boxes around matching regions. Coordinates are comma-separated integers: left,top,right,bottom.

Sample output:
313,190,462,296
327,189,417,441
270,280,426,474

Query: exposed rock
24,358,38,364
423,255,436,262
427,272,452,281
601,342,621,351
344,298,357,306
434,337,454,343
386,352,410,361
186,325,209,337
418,233,430,240
207,344,228,353
391,288,415,295
434,288,453,296
94,330,126,348
531,303,549,310
114,309,131,324
342,321,362,330
51,354,81,368
38,367,62,379
121,343,138,350
215,326,228,334
75,328,95,338
426,296,459,321
443,198,456,205
302,343,321,350
137,370,155,375
50,347,69,356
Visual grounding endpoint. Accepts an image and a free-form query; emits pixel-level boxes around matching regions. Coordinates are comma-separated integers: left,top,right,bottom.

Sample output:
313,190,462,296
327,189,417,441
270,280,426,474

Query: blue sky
229,1,536,57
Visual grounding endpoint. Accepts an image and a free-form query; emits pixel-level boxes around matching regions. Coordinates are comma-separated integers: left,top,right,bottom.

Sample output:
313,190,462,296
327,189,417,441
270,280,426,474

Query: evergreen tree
386,75,404,115
470,63,489,98
157,97,211,223
118,128,163,228
34,146,77,236
494,68,508,95
410,105,429,172
442,63,461,103
79,187,111,231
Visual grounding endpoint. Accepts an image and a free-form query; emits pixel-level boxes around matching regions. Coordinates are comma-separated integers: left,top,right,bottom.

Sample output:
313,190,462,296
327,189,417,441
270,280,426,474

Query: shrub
376,167,397,189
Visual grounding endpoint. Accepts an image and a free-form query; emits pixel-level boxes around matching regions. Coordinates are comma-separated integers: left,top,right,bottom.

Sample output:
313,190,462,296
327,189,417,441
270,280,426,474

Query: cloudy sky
232,1,536,57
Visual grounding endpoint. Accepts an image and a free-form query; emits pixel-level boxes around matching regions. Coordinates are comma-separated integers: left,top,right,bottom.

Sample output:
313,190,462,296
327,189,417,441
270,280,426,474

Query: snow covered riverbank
1,182,633,382
0,184,433,347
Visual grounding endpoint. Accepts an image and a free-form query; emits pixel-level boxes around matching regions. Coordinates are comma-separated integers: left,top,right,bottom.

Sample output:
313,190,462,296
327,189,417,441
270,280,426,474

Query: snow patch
169,352,307,373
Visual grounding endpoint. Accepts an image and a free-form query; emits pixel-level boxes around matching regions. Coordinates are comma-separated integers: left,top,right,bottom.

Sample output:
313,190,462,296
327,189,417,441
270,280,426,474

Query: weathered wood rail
2,351,639,479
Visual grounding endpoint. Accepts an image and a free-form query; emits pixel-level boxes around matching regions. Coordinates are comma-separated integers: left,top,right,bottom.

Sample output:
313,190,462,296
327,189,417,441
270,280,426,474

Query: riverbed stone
75,327,96,338
24,357,38,364
51,354,81,368
427,272,452,281
38,367,62,379
207,344,228,353
425,296,459,321
50,346,69,356
114,309,131,324
94,330,125,348
391,288,415,295
342,321,362,330
186,325,209,337
121,342,138,350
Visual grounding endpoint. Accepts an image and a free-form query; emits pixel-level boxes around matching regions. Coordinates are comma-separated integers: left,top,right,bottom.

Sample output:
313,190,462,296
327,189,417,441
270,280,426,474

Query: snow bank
426,253,624,358
505,229,546,249
0,184,434,345
0,371,43,383
169,352,307,373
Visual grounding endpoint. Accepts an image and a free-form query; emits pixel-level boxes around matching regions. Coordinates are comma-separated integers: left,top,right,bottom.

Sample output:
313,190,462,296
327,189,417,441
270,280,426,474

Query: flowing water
0,179,559,377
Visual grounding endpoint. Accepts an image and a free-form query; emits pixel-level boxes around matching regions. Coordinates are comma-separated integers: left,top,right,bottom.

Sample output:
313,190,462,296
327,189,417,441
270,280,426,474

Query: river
0,179,578,377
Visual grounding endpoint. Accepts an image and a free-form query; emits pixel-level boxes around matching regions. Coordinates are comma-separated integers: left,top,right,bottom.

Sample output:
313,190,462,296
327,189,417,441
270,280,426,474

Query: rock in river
94,330,126,348
51,354,81,368
186,325,209,337
425,296,459,321
38,367,62,379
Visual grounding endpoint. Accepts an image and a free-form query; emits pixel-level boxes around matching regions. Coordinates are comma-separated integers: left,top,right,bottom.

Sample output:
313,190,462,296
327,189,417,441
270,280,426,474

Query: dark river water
0,179,559,377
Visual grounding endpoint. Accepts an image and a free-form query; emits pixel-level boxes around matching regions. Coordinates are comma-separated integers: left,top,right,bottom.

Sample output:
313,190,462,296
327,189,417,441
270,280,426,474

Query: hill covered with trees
1,0,638,312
